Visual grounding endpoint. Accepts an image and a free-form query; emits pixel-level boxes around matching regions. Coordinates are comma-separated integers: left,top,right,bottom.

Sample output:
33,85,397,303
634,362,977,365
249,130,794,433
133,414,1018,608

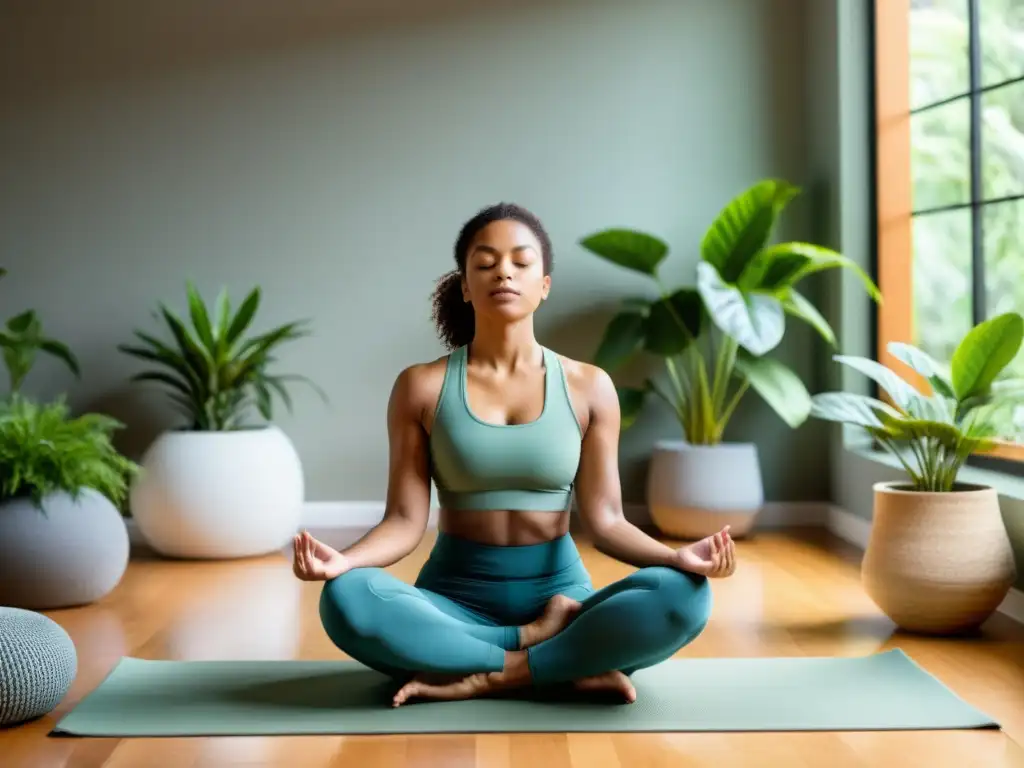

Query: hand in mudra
676,526,736,578
292,530,350,581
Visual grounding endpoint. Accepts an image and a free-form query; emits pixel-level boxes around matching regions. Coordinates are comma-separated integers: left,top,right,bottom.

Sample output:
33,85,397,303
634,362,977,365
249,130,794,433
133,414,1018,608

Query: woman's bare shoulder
390,353,452,418
553,352,617,410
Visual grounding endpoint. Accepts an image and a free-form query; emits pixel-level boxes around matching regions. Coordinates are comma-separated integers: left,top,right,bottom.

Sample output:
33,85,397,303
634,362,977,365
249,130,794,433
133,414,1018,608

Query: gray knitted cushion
0,607,77,727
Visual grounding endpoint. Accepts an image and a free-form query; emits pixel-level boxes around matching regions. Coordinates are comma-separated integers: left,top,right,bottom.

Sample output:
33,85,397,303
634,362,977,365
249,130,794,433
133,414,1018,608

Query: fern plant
809,312,1024,492
0,394,139,508
119,282,325,431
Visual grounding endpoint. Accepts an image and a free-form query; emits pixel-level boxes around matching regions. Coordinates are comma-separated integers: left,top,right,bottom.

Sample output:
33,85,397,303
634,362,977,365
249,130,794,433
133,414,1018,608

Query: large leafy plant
809,312,1024,492
119,282,325,431
580,179,881,442
0,395,138,508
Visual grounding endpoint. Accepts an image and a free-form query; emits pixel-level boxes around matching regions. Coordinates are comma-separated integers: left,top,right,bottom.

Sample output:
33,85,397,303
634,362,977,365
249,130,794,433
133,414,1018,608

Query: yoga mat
52,649,997,736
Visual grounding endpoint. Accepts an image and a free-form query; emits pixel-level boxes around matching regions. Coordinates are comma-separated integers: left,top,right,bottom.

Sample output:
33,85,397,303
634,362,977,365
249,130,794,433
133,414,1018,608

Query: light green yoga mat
53,649,997,736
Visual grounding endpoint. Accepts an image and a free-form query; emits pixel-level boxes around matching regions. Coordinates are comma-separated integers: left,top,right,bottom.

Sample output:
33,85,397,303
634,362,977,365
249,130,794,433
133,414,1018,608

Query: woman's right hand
292,530,351,581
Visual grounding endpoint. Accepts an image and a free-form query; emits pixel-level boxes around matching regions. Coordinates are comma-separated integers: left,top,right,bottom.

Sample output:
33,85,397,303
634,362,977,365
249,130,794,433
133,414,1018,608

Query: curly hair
431,202,554,350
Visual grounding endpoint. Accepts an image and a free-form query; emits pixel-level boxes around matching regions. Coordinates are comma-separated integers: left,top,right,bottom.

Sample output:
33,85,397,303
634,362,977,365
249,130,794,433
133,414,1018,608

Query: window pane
911,0,969,110
912,98,971,210
980,0,1024,87
912,209,974,364
984,198,1024,372
982,79,1024,199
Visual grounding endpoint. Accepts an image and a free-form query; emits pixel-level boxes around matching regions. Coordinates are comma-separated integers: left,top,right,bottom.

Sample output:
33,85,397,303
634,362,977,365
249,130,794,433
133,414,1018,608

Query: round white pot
647,440,764,540
130,425,304,559
0,488,129,609
862,481,1017,634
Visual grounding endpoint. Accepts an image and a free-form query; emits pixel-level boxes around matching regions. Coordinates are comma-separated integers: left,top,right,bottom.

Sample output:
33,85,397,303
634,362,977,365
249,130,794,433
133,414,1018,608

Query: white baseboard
999,587,1024,626
825,505,872,549
823,506,1024,627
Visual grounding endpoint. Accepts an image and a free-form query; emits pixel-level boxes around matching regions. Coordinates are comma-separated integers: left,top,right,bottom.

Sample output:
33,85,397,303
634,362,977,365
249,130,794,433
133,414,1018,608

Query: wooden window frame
872,0,1024,463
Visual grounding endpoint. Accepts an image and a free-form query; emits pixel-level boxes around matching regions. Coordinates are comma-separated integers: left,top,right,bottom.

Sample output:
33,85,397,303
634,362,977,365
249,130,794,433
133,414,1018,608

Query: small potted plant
809,312,1022,634
579,179,880,538
119,282,325,559
0,269,138,609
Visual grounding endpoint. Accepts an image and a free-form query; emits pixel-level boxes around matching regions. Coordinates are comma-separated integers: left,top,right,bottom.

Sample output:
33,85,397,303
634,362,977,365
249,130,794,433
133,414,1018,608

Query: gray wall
0,0,830,504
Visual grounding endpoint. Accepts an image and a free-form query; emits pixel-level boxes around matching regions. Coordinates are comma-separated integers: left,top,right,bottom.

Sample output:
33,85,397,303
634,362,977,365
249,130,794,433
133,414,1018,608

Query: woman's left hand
675,526,736,578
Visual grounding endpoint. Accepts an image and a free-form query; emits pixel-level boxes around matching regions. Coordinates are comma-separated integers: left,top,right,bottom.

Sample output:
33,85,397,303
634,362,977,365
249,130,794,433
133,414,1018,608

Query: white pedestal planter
130,425,304,559
0,488,129,609
646,441,764,540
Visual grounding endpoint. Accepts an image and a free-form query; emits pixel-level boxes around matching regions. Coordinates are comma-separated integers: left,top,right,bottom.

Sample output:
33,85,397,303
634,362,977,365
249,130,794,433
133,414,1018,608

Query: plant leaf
594,311,646,371
951,312,1024,400
643,289,703,356
809,391,903,429
886,341,955,398
274,373,329,403
39,338,81,377
701,178,800,283
696,261,784,356
741,241,881,302
264,375,294,413
226,287,261,347
877,416,961,448
6,309,37,335
734,350,811,428
781,289,835,346
620,297,653,315
186,281,216,354
159,304,212,379
130,370,194,398
579,229,669,276
617,386,647,430
832,354,926,413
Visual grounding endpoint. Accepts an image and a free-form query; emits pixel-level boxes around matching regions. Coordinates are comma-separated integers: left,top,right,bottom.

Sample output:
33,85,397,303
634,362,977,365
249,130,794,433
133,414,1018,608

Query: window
874,0,1024,459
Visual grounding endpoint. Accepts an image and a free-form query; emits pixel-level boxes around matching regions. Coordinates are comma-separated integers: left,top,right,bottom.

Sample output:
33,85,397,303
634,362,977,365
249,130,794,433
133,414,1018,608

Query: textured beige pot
862,481,1017,634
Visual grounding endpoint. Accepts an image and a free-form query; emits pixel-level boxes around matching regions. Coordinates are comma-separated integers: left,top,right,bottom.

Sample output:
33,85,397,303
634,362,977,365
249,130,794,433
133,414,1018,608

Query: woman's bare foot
392,650,532,707
573,671,637,703
518,595,582,648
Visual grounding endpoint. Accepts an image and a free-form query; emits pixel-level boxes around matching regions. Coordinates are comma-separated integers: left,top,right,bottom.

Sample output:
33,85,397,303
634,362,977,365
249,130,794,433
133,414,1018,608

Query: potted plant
809,312,1022,634
119,282,325,559
0,269,139,609
579,179,880,538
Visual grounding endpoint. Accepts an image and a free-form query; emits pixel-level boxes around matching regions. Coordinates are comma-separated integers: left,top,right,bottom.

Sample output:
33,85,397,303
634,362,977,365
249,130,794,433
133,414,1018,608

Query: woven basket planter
862,481,1017,634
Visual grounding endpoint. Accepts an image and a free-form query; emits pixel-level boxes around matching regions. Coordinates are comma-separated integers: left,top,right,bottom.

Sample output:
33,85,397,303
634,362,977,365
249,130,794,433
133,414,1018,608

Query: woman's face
461,219,550,325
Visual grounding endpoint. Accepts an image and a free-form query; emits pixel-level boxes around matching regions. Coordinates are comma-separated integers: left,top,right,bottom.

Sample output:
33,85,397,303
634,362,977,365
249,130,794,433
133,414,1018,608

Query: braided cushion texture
0,607,77,727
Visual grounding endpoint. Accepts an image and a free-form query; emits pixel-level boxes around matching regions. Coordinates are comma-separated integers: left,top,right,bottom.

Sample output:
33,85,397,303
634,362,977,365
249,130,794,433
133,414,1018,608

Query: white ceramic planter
0,488,129,609
646,440,764,539
130,425,304,559
862,481,1016,634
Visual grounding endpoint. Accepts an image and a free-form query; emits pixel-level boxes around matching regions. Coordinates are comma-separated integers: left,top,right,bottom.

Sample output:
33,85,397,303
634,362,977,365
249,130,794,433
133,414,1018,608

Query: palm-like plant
580,179,881,442
119,282,325,431
809,312,1024,492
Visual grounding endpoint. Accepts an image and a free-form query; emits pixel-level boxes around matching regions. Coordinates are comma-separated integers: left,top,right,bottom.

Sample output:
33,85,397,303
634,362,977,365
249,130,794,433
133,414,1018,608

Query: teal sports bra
429,345,583,512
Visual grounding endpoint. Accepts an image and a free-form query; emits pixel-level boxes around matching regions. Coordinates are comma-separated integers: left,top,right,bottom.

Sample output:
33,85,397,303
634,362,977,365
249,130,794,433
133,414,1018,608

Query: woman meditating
292,203,736,707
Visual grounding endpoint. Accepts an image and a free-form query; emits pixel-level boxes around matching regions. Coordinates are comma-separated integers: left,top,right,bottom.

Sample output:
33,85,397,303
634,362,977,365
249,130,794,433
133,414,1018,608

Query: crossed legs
318,562,711,705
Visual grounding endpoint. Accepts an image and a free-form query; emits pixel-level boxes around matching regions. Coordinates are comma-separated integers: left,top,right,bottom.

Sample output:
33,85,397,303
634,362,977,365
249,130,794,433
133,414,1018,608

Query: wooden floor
4,527,1024,767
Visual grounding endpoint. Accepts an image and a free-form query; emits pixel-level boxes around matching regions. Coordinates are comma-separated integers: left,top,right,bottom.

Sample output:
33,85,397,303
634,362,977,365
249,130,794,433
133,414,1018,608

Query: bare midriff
438,508,571,547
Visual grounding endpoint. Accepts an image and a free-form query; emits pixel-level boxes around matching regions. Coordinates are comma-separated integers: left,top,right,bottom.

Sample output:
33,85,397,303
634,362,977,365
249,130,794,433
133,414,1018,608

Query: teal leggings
318,532,712,685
